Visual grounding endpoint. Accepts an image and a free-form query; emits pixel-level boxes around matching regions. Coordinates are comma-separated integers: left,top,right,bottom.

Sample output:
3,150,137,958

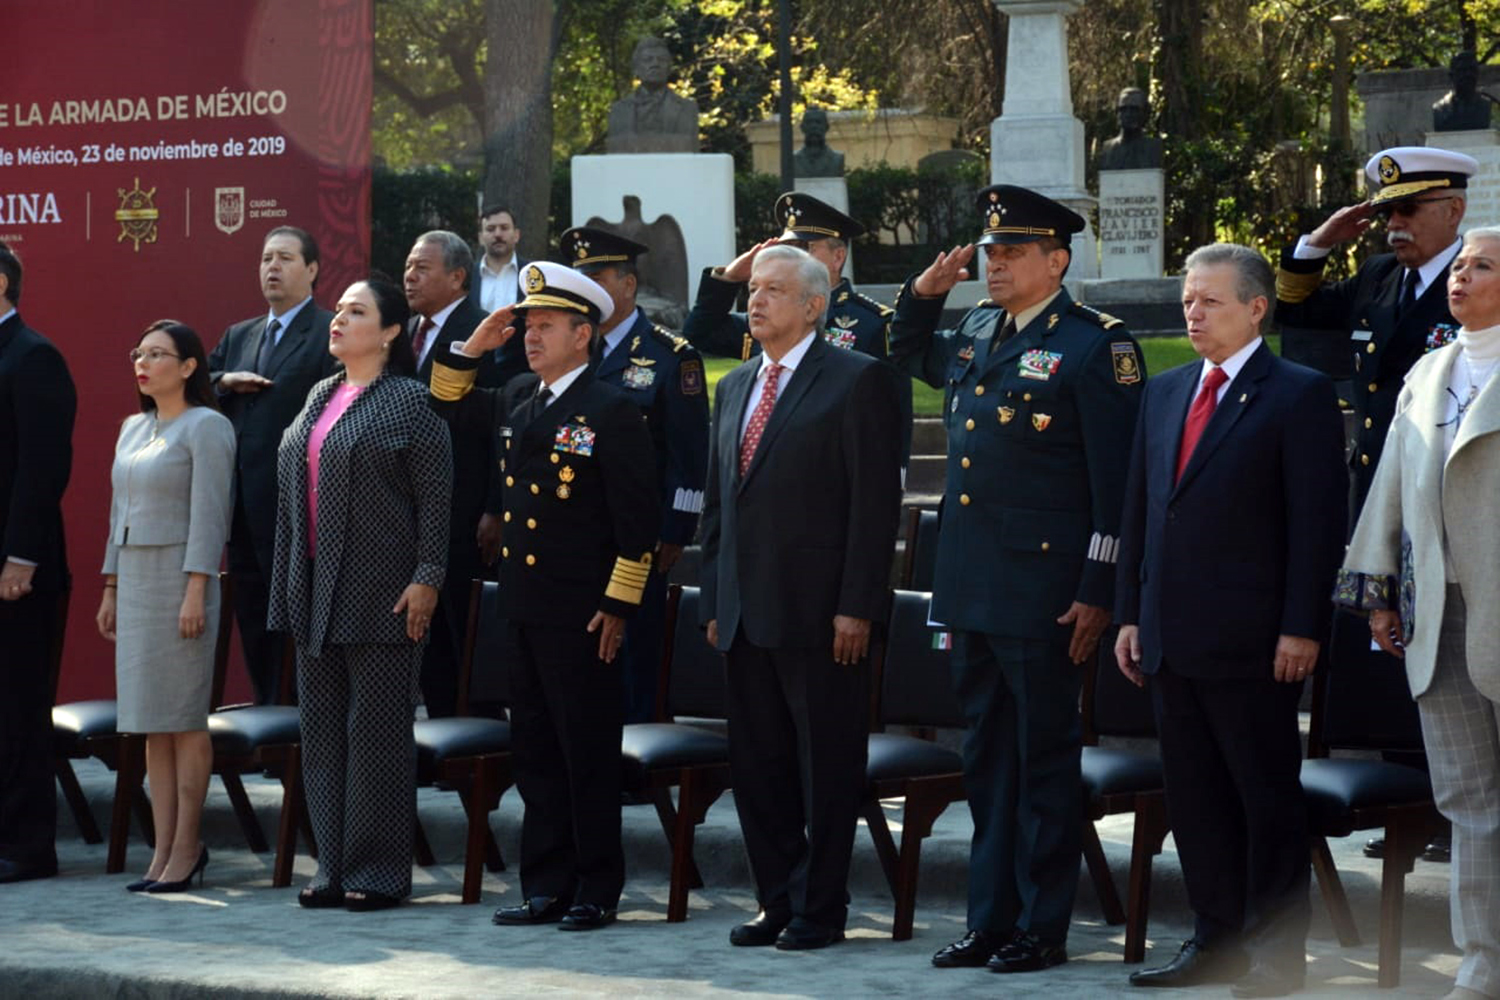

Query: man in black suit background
0,241,77,883
404,230,503,718
700,245,903,950
468,203,529,387
210,225,336,705
1115,243,1347,997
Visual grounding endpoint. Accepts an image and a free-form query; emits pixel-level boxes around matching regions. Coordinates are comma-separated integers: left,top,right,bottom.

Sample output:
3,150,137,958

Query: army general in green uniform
890,185,1145,973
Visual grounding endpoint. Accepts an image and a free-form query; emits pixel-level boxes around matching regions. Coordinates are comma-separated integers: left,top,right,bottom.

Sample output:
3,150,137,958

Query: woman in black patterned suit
268,277,452,911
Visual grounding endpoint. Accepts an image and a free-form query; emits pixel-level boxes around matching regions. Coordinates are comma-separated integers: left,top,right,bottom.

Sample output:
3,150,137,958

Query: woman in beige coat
1336,226,1500,1000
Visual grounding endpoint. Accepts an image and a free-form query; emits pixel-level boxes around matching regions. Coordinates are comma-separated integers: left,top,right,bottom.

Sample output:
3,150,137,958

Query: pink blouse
306,383,364,555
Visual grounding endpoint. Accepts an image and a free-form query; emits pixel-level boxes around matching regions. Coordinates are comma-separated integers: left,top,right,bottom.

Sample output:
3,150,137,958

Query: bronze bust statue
1099,87,1163,171
606,37,700,154
1433,50,1493,132
792,108,845,178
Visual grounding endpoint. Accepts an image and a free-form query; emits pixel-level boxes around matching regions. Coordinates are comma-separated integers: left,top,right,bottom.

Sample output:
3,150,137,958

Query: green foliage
370,166,481,279
734,171,782,246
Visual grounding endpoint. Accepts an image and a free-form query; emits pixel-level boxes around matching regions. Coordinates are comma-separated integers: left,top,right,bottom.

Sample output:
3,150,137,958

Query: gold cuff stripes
603,553,654,606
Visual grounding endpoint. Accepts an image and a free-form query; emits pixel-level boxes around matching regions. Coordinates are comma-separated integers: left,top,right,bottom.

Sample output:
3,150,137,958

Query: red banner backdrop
2,0,372,702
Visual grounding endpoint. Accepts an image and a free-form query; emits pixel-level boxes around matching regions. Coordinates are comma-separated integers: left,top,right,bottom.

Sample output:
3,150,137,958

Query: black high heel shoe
126,876,157,892
143,846,209,893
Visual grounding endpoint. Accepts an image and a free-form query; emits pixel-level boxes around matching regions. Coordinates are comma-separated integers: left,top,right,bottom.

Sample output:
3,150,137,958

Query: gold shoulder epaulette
1070,302,1124,329
650,324,691,353
430,359,478,402
604,553,654,605
1276,267,1323,304
853,290,895,318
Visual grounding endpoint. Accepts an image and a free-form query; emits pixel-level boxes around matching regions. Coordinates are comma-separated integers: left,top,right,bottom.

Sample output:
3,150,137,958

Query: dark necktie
739,363,784,477
981,316,1017,363
1396,269,1419,321
412,317,436,362
256,318,282,376
524,385,553,425
1175,366,1229,483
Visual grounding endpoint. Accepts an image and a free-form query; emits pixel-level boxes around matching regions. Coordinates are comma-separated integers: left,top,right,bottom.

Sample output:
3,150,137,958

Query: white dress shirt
479,256,520,313
415,298,463,371
1192,336,1263,403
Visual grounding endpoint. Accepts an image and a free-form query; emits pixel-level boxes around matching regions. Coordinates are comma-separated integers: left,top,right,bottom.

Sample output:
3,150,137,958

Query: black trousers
508,621,624,909
618,568,667,724
724,636,869,930
0,588,60,867
1152,664,1310,962
951,628,1083,943
228,499,287,705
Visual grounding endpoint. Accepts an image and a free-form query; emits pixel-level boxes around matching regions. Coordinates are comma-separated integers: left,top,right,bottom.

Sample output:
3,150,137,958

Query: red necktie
1175,366,1229,483
412,317,436,360
739,363,784,477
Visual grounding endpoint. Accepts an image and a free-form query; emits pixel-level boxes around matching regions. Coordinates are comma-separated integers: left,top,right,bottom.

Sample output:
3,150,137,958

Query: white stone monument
1098,168,1165,279
1427,129,1500,230
570,153,736,306
988,0,1098,278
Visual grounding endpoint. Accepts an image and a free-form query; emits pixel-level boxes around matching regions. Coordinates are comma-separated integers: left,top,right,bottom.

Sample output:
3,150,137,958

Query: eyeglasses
129,348,181,364
1379,196,1456,218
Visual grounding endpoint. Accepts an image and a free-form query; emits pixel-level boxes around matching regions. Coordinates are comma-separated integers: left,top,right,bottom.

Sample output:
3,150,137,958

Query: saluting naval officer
889,185,1146,973
428,262,659,931
560,226,710,724
684,192,914,466
1275,146,1475,865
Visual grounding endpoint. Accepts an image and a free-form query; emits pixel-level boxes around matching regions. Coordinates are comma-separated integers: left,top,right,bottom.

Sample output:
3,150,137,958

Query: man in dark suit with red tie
0,241,76,883
404,230,502,717
699,244,904,951
210,225,336,704
1116,243,1347,997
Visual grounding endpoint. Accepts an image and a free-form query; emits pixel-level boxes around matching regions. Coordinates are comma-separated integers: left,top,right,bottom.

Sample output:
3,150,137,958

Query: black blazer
1115,343,1347,678
0,313,76,592
699,335,903,652
429,356,659,630
209,301,338,552
465,260,530,388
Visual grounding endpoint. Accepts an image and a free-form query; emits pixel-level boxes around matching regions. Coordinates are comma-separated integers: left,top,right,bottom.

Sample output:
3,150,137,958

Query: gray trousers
298,643,419,898
1422,585,1500,997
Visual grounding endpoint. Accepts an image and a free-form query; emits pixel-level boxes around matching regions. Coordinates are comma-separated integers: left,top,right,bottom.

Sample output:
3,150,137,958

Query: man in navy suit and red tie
1115,243,1347,997
699,244,903,951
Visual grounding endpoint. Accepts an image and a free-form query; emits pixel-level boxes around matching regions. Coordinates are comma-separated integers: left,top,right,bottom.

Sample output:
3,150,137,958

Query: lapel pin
1239,393,1247,403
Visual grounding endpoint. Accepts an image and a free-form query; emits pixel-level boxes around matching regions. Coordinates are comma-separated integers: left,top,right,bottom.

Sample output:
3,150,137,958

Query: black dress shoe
0,857,57,884
774,918,844,951
558,903,616,930
932,928,1009,968
1230,963,1304,998
1130,938,1251,988
730,911,791,947
1422,835,1452,863
987,931,1067,973
345,890,401,912
1363,837,1385,859
492,896,570,925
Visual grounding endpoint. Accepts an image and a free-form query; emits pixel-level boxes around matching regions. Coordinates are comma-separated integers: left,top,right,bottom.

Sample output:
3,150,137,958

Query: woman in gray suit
96,320,235,893
1337,226,1500,1000
268,277,451,912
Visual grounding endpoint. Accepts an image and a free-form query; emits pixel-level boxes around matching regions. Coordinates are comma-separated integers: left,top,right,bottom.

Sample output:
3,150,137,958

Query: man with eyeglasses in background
1276,146,1477,869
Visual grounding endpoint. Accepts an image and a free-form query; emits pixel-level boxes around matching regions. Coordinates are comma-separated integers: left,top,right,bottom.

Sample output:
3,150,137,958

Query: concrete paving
0,757,1464,999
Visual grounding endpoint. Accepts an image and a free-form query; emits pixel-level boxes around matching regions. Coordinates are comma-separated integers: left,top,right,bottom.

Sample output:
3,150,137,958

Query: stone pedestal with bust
1433,50,1494,133
1097,89,1165,279
606,37,700,155
793,109,846,178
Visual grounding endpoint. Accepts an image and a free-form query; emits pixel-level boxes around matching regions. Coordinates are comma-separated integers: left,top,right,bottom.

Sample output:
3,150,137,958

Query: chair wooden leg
414,816,436,866
220,770,269,852
107,734,147,873
1084,819,1126,925
887,781,960,942
1376,815,1428,989
666,769,702,922
1124,791,1168,963
862,799,901,899
55,758,102,844
271,745,302,888
652,783,704,889
1311,835,1360,948
460,763,495,904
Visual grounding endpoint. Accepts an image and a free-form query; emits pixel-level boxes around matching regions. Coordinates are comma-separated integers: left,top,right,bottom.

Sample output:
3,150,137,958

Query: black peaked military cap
975,184,1086,247
774,192,865,242
559,226,649,274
